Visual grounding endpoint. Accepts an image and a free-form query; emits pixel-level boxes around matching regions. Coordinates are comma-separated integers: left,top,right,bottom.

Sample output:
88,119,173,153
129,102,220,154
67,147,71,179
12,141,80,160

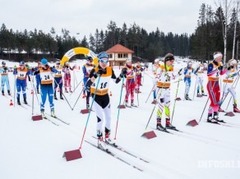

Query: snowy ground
1,58,240,179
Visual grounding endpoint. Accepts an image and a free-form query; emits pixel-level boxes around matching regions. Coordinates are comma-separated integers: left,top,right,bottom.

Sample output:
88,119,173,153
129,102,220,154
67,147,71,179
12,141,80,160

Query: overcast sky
1,0,216,39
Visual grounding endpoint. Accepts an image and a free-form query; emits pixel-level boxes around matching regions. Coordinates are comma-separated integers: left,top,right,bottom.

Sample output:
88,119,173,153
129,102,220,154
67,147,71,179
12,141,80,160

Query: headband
213,53,222,59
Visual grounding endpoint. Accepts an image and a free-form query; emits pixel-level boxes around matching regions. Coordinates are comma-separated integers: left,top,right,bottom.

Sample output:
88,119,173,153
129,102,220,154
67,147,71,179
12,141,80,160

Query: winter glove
120,68,127,78
218,65,223,71
97,68,106,76
178,68,183,76
85,80,93,92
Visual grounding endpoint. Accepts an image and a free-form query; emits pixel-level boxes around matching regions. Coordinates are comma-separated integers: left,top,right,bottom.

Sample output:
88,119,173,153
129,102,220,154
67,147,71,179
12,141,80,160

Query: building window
109,54,112,58
118,53,128,58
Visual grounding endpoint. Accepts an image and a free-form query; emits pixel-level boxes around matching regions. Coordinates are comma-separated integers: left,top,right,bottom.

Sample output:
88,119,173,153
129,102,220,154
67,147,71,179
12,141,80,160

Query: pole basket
118,104,126,109
141,131,157,139
151,100,157,104
63,149,82,161
80,109,90,114
186,119,198,127
175,97,181,101
225,112,235,117
32,115,43,121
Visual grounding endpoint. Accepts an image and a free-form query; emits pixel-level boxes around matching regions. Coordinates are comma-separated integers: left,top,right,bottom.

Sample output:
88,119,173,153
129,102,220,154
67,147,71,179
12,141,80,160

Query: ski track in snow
1,58,240,179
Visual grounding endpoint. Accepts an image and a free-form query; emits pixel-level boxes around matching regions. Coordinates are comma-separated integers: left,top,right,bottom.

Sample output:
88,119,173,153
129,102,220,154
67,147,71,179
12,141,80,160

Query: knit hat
164,53,174,62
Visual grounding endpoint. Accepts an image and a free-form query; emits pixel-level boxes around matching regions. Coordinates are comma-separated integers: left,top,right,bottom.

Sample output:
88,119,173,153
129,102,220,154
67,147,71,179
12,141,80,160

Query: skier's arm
13,68,18,75
207,63,218,76
112,68,124,84
82,66,89,77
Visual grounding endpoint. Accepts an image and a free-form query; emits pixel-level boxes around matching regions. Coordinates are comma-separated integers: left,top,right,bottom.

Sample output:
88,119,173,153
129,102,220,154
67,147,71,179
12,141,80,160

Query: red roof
106,44,134,53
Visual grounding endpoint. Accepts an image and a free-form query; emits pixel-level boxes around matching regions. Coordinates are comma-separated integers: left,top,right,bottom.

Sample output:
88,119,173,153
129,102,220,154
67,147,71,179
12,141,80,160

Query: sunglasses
99,58,109,64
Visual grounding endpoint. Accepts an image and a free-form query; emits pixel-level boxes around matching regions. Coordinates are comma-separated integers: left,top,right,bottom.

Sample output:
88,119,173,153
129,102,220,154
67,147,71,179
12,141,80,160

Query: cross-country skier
54,61,64,100
134,61,144,93
33,58,58,118
196,63,207,97
34,62,41,94
206,51,227,123
218,59,240,113
86,51,123,148
13,61,31,105
0,61,11,96
152,58,161,104
122,59,137,107
183,61,198,100
82,56,95,109
155,53,182,131
62,62,75,93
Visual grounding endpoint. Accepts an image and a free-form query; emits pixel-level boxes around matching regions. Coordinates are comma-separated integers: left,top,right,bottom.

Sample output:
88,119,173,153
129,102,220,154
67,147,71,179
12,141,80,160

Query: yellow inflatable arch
60,47,98,66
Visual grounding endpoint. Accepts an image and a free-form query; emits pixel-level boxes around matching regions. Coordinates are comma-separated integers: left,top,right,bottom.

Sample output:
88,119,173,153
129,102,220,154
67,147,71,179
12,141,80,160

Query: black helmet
164,53,174,62
87,56,93,61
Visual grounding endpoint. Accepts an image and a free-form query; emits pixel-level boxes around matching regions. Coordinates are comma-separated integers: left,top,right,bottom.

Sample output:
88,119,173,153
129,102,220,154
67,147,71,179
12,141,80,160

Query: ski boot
202,91,207,96
124,101,129,107
97,131,105,150
213,112,224,123
233,104,240,113
131,103,137,107
105,128,114,145
197,93,202,97
2,90,4,96
60,91,64,100
54,92,58,100
156,118,166,131
7,90,11,96
185,94,192,101
207,113,217,123
41,110,46,119
51,109,56,118
23,97,28,104
166,118,176,130
86,103,90,109
17,97,21,105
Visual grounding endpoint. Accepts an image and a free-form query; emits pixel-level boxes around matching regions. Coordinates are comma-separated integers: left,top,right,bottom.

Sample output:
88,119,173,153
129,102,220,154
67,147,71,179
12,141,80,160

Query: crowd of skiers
1,50,240,148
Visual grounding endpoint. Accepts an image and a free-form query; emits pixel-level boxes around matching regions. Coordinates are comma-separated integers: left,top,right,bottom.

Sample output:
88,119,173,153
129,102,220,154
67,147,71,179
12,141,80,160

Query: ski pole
192,75,198,100
61,91,73,110
79,75,101,149
218,74,239,110
70,79,83,96
198,80,217,123
198,97,209,123
13,75,16,107
114,77,125,140
52,75,73,110
171,78,181,124
30,76,40,105
144,87,163,130
71,87,84,110
72,70,79,92
225,75,240,111
31,87,34,116
145,83,156,103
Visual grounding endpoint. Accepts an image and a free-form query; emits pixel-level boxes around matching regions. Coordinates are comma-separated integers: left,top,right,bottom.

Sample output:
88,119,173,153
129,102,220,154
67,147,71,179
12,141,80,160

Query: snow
1,58,240,179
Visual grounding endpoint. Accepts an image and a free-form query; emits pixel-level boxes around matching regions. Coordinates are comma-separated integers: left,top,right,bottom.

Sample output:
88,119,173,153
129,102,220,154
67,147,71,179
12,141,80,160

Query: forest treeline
0,3,239,63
